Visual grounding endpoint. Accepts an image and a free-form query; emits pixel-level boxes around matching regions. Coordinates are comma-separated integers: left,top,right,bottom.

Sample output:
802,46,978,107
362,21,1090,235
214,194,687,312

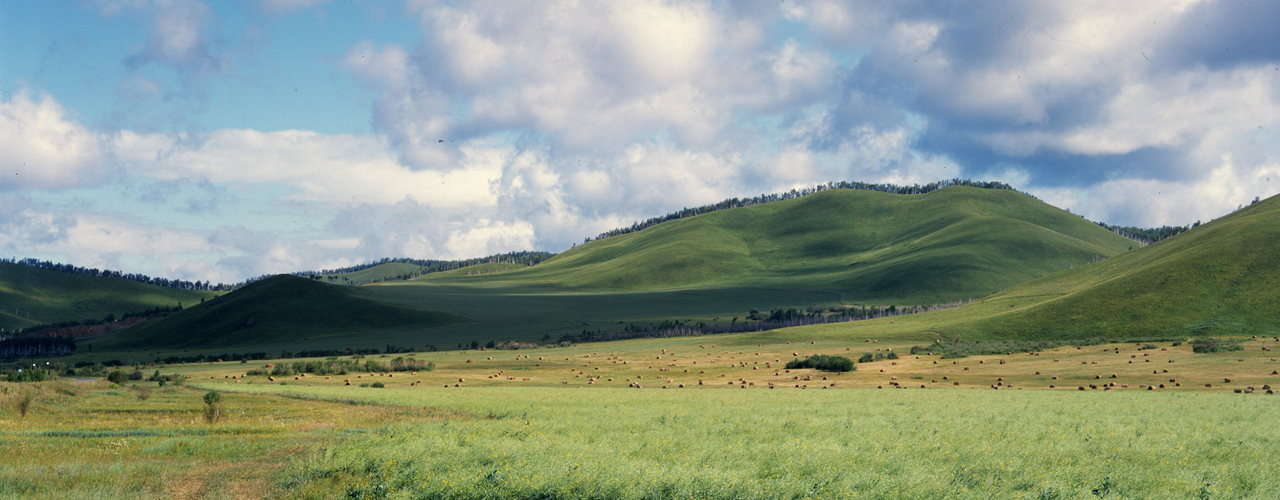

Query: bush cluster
1191,338,1244,353
785,354,855,372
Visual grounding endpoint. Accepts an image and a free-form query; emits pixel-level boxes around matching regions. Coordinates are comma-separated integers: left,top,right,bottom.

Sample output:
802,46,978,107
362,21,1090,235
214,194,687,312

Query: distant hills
457,186,1136,303
96,275,467,350
0,262,215,333
10,181,1275,358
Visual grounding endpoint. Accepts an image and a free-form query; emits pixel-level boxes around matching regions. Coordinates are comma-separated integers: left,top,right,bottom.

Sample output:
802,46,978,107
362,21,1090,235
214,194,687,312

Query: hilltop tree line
582,179,1020,244
297,251,554,279
1096,223,1193,245
5,258,236,291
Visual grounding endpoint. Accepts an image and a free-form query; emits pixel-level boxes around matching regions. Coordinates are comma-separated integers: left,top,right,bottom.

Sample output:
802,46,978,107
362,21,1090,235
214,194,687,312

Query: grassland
6,332,1279,498
0,262,216,332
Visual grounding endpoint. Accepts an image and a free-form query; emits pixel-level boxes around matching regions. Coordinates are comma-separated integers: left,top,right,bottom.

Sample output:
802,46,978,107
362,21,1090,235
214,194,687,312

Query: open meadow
5,333,1279,499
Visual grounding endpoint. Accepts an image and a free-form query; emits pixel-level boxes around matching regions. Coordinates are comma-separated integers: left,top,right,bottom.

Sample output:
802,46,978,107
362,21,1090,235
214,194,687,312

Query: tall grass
245,385,1280,499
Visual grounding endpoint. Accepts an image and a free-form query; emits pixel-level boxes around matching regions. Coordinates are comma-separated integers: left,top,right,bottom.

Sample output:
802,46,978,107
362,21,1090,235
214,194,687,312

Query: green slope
945,193,1280,339
444,186,1135,303
0,262,215,332
317,262,426,285
100,275,467,350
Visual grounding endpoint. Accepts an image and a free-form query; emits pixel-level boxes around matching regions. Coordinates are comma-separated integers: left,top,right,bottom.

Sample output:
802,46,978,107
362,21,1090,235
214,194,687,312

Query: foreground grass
0,381,466,499
223,384,1279,499
9,335,1279,499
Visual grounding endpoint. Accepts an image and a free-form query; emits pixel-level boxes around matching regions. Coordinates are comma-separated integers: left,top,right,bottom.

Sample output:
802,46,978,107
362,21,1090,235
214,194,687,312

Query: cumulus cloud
8,1,1280,281
0,91,110,190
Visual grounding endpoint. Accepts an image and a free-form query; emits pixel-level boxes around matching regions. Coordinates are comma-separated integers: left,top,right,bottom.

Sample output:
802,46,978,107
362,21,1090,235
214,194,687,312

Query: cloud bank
5,0,1279,282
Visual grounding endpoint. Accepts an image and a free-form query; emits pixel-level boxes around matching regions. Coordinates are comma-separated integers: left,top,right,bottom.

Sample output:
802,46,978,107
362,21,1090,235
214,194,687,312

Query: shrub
858,353,875,363
886,350,899,360
106,370,127,384
3,369,50,382
1191,338,1244,354
1139,343,1157,350
785,354,855,372
135,385,152,401
202,390,222,423
14,391,33,418
127,370,143,381
371,382,385,388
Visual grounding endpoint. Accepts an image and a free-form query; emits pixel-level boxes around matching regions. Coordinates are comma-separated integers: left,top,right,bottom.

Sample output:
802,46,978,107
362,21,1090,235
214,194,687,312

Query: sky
1,0,1278,284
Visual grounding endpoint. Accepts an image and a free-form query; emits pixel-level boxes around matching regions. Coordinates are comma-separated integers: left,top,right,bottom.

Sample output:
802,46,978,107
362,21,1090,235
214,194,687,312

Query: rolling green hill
770,192,1280,342
0,262,216,332
441,186,1135,303
98,275,468,350
946,193,1280,339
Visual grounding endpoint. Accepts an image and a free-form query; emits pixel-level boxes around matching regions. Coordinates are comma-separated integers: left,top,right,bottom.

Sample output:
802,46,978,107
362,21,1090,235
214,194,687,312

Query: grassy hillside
98,275,467,350
945,193,1280,339
445,186,1135,303
317,262,425,285
415,262,526,280
768,193,1280,342
0,262,216,332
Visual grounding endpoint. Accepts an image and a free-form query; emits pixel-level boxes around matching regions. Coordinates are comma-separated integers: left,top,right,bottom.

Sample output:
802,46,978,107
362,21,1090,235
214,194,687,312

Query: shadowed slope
102,275,467,350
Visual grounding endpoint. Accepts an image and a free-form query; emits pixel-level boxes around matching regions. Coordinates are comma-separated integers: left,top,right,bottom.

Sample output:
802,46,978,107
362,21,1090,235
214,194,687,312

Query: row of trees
6,258,236,291
296,251,554,279
583,179,1020,244
0,337,76,358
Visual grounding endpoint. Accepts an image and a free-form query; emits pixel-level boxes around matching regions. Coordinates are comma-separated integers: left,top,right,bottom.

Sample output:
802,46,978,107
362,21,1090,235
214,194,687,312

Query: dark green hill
444,186,1135,303
0,262,215,332
946,193,1280,339
100,275,467,350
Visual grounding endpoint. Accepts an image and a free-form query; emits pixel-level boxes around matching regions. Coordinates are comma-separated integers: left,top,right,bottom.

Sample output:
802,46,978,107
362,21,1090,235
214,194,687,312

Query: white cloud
0,91,110,191
1033,156,1280,227
112,129,499,207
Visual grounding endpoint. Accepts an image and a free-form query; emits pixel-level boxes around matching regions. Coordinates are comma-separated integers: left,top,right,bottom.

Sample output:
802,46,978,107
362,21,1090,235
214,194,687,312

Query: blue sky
2,0,1278,283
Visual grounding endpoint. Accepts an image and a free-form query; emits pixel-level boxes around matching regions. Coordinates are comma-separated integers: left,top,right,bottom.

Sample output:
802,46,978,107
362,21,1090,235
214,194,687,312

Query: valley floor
4,336,1279,499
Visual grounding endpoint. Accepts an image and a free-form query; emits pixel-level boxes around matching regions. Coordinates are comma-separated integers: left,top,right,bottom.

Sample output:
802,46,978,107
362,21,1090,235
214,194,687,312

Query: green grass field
5,333,1279,499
